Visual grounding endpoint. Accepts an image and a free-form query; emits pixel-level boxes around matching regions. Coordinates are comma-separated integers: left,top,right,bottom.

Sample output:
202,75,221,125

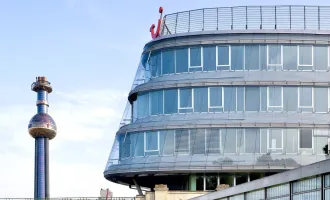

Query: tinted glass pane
146,131,158,151
176,48,188,73
205,174,217,190
224,87,236,111
203,46,216,71
299,45,313,66
194,87,208,112
196,174,204,190
268,129,282,149
137,92,149,119
190,129,205,154
299,87,313,107
237,87,244,111
209,87,223,107
300,129,313,148
231,45,244,70
284,87,298,111
217,46,230,66
164,89,178,114
175,129,190,154
162,50,175,74
245,129,260,153
283,45,298,70
236,129,245,154
131,132,144,157
314,45,328,70
151,51,161,77
150,90,163,115
206,129,220,154
314,129,329,154
268,87,282,107
260,87,267,111
268,45,282,65
245,87,260,111
285,129,298,153
160,130,175,155
314,87,328,112
120,134,130,158
190,47,202,67
179,88,193,113
222,129,236,153
245,45,259,70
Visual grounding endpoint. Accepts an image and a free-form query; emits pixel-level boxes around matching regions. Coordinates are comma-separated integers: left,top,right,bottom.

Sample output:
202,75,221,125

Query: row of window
133,86,329,120
146,44,330,77
118,128,329,159
220,175,325,200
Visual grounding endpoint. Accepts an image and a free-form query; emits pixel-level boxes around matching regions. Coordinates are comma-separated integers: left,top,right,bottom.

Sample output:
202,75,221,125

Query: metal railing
161,5,330,36
0,198,135,200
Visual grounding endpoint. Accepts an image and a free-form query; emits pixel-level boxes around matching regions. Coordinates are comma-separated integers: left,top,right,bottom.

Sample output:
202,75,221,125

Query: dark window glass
231,45,244,70
205,174,217,190
150,51,161,77
175,129,190,154
300,129,313,149
190,129,205,154
196,174,204,190
162,50,175,74
176,48,188,73
217,46,230,66
150,90,163,115
203,46,216,71
190,47,202,67
164,89,178,114
194,87,208,112
206,129,220,154
224,87,236,111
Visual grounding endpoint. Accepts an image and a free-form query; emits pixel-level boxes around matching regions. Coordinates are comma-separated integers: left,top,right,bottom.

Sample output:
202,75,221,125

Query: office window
231,45,244,70
175,129,190,154
237,87,245,111
245,129,260,153
224,87,236,111
203,46,216,71
190,129,205,154
145,131,159,156
150,90,163,115
268,86,283,111
162,50,175,74
221,129,236,153
189,47,203,71
245,45,260,70
245,87,260,111
130,132,144,157
194,87,208,112
285,129,298,153
268,129,283,153
206,129,221,154
299,87,313,112
179,88,193,113
150,51,161,77
314,129,329,155
236,129,245,154
217,45,231,69
314,87,328,113
209,87,223,112
267,45,283,70
164,89,178,114
137,92,149,119
160,130,175,155
328,46,330,68
299,129,313,149
298,45,313,66
283,87,298,112
176,48,189,73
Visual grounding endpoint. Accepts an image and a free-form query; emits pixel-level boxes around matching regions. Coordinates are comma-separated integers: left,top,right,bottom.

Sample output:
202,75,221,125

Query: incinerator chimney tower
28,76,57,199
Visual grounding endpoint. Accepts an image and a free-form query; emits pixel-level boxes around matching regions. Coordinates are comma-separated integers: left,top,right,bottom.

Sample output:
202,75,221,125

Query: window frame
208,87,224,112
267,129,284,153
298,129,314,152
178,88,194,113
244,129,261,154
174,129,191,155
298,87,314,112
267,45,283,68
297,45,314,67
221,129,237,154
206,129,221,154
144,131,160,154
216,45,231,69
188,47,203,70
267,86,284,111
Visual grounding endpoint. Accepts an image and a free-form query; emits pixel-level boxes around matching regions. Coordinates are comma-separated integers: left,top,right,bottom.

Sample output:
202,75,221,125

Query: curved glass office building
104,5,330,192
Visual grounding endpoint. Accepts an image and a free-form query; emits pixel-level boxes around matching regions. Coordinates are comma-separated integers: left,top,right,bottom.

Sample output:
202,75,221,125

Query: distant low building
100,188,113,199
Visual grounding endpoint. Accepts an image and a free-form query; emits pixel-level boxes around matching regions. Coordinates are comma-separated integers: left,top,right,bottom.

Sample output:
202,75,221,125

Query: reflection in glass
190,129,205,154
245,87,260,111
217,46,230,67
245,129,260,153
209,87,223,112
179,88,193,113
222,129,236,153
162,50,175,74
150,90,163,115
231,45,244,70
164,89,178,114
189,47,202,67
205,174,217,190
206,129,220,154
194,87,208,112
298,45,313,66
175,129,190,154
267,45,283,68
176,48,189,73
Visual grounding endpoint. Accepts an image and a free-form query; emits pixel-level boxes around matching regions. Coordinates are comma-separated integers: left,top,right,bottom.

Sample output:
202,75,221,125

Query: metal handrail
161,5,330,36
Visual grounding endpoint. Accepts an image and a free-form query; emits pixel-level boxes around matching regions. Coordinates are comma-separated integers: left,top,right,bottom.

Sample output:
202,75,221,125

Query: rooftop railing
161,5,330,36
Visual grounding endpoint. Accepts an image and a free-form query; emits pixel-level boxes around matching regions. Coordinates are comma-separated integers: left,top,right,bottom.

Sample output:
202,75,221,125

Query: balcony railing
161,5,330,36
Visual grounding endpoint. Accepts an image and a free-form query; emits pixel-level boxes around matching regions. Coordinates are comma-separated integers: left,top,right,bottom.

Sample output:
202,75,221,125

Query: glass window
119,134,130,158
189,47,202,70
175,129,190,154
150,51,161,77
298,45,313,66
299,87,313,112
217,45,230,68
203,46,216,71
176,48,188,73
145,131,159,153
260,87,267,111
267,45,283,69
245,87,260,111
237,87,244,111
162,50,175,74
205,174,217,191
209,87,223,112
283,45,298,70
190,129,205,154
194,87,208,112
300,129,313,149
283,87,298,112
236,129,245,154
314,87,328,113
268,86,283,111
245,129,260,153
267,183,290,199
285,129,298,153
222,129,236,153
231,45,244,70
224,87,236,111
260,129,267,153
246,189,265,200
164,89,178,114
130,132,144,157
160,130,175,155
179,88,193,113
137,92,149,119
245,45,259,70
196,174,204,190
314,129,329,154
268,129,283,153
292,191,321,200
314,45,328,70
150,90,163,115
292,176,321,194
206,129,220,154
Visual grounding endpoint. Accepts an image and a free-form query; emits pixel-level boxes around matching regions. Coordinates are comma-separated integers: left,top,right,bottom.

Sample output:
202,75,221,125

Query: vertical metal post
133,178,143,196
247,174,250,182
217,8,219,30
188,11,190,32
304,6,306,29
260,6,262,29
290,6,292,29
233,175,236,186
231,7,233,30
246,6,248,29
202,9,205,31
275,6,277,29
175,13,178,34
318,6,321,30
203,174,206,191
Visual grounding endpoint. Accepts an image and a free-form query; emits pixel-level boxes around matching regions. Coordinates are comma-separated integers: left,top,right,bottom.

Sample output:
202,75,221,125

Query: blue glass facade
104,5,330,192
